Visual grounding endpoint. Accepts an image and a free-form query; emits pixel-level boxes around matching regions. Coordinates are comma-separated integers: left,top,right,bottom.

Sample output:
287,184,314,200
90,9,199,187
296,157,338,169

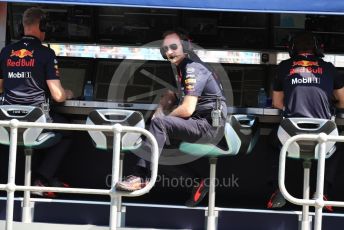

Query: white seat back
277,117,338,159
86,109,144,150
0,105,46,147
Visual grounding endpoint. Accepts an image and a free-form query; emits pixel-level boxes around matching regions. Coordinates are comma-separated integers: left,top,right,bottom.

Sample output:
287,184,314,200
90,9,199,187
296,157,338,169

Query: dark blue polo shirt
177,57,227,117
0,36,59,106
273,54,343,119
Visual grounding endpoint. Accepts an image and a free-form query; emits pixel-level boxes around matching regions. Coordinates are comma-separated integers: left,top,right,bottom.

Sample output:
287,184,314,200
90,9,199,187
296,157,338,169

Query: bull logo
10,49,34,58
292,60,318,67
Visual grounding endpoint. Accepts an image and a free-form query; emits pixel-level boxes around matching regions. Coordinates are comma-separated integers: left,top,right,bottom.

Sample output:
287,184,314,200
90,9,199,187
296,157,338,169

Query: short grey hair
22,7,45,27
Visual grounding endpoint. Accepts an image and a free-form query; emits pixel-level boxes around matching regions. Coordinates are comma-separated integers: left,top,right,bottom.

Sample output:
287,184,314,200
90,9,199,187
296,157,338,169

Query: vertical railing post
22,148,34,223
109,124,122,230
314,141,327,230
6,120,19,230
207,158,218,230
117,153,125,227
300,160,311,230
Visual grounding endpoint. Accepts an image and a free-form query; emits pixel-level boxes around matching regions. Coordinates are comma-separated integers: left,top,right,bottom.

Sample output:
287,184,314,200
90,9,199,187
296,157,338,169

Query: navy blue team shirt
177,57,227,118
0,36,59,106
273,54,343,119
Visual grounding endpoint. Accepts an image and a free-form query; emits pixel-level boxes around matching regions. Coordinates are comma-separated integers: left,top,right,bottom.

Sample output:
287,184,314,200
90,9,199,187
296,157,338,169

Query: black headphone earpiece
313,36,324,58
181,39,192,54
18,21,24,37
39,15,47,32
177,30,193,55
160,46,167,59
287,34,294,58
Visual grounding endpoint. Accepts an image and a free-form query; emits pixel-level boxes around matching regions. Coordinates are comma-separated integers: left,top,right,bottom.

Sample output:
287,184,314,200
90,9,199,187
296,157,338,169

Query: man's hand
64,89,74,100
159,90,177,113
47,80,72,102
152,90,177,119
170,95,198,118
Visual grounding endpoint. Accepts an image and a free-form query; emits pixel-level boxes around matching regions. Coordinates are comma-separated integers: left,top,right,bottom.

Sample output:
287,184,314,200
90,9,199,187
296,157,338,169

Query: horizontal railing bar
6,185,110,196
282,133,344,142
0,120,147,133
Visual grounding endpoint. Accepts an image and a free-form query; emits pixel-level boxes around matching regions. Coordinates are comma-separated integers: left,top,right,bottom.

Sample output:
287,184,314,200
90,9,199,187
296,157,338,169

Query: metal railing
0,119,159,230
279,133,344,230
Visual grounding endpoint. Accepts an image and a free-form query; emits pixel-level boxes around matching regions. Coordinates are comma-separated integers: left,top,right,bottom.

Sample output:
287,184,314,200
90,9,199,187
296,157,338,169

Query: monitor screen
57,58,94,99
95,60,176,103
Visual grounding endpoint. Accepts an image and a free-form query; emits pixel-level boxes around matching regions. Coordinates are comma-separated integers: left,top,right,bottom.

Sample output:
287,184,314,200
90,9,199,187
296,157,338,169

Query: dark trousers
35,112,73,180
268,127,341,194
136,115,223,174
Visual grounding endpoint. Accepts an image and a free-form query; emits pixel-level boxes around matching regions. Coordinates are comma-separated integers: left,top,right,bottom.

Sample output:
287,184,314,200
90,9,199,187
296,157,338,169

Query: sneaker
115,175,147,192
185,178,209,207
32,178,70,198
32,179,56,198
267,189,286,209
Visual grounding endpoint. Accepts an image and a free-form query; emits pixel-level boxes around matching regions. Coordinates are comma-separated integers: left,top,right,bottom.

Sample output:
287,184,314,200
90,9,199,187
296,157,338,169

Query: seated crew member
0,7,74,197
266,31,344,211
116,30,227,206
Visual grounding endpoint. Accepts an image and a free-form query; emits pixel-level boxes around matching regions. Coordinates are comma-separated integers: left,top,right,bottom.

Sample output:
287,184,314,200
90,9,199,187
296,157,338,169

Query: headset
18,10,48,36
160,30,193,59
38,14,48,33
288,31,324,58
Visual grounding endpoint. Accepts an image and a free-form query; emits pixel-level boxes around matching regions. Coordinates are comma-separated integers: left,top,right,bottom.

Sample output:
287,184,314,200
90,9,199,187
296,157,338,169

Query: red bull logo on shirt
290,66,323,75
290,60,323,75
7,59,35,67
7,49,35,67
292,60,319,67
10,49,34,58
